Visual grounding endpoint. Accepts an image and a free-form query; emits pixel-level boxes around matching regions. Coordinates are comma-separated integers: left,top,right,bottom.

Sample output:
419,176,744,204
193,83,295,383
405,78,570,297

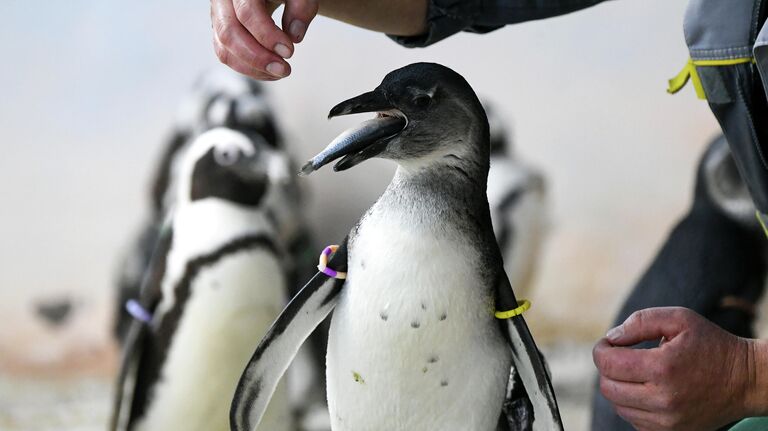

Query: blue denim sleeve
389,0,611,48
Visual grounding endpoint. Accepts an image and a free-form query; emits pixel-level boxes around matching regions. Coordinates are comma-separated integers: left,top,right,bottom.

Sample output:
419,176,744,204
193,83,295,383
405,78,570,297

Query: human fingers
213,33,282,81
281,0,319,43
607,307,694,346
232,0,295,58
211,0,291,79
593,338,655,383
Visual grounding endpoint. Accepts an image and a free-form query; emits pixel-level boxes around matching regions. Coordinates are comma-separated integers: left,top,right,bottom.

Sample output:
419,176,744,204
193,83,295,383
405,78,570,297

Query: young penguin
230,63,562,431
110,128,296,431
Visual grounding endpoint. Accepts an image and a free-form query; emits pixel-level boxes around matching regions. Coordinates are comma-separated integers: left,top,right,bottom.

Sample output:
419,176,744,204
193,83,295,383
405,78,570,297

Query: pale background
0,0,750,429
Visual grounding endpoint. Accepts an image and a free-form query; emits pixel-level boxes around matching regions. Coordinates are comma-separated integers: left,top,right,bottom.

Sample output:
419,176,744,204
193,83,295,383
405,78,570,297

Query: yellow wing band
495,299,532,319
668,57,755,100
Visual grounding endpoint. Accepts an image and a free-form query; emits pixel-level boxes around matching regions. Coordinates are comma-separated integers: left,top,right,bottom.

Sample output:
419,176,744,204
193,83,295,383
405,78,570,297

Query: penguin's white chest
326,215,512,431
135,248,292,431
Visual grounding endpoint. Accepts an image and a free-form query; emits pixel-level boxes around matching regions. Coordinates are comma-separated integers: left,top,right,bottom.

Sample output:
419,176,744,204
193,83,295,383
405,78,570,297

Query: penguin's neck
172,198,276,260
395,143,488,190
375,148,491,230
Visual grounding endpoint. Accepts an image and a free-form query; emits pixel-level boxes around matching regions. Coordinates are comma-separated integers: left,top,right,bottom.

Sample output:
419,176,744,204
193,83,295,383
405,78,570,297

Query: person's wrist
744,338,768,417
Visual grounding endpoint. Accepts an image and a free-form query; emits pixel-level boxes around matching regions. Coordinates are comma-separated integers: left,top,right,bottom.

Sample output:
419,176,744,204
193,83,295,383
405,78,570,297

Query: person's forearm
746,339,768,416
318,0,428,36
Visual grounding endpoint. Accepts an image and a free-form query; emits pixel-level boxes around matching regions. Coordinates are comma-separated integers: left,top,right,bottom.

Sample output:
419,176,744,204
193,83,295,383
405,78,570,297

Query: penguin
110,127,299,431
113,68,309,344
484,102,549,299
230,63,562,431
590,135,768,431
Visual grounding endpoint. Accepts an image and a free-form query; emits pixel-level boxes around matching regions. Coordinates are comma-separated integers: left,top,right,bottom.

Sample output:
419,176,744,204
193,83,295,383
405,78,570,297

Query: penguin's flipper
498,365,534,431
110,319,146,431
495,273,563,430
230,239,349,431
109,221,174,431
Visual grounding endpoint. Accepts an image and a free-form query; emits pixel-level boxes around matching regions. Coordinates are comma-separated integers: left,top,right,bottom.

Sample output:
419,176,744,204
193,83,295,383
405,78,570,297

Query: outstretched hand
210,0,318,80
593,307,767,431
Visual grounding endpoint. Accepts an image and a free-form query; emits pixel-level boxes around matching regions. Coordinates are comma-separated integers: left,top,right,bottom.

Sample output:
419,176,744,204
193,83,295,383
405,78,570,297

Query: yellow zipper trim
667,57,755,99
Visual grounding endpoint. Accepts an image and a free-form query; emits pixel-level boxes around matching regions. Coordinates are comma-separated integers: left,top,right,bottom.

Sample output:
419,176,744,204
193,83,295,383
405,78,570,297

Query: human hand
593,307,767,431
210,0,319,80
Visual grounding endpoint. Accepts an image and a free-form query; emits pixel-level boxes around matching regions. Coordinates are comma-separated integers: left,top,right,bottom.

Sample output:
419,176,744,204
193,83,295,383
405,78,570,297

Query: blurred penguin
110,127,299,431
590,135,768,431
114,69,313,344
484,102,549,298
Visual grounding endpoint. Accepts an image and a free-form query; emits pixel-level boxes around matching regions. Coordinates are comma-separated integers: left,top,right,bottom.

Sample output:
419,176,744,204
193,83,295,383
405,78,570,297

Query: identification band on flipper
125,299,153,324
317,245,347,279
667,57,755,99
495,299,531,319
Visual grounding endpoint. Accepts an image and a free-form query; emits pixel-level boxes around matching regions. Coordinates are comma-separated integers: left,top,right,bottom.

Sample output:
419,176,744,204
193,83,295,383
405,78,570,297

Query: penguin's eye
412,94,432,108
213,146,241,166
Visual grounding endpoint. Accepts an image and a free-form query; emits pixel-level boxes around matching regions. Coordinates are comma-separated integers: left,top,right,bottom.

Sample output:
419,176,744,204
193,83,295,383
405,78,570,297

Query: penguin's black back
614,138,766,338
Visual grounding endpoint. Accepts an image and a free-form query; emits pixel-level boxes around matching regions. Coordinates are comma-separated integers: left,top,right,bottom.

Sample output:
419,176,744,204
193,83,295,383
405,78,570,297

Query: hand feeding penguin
590,135,768,431
110,127,298,431
485,101,549,299
113,69,297,345
230,63,563,431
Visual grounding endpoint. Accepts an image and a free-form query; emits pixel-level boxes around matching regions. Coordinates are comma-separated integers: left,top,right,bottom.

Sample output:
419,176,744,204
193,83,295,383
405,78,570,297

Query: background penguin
110,127,299,431
229,63,562,431
590,135,768,431
484,101,549,299
113,69,313,345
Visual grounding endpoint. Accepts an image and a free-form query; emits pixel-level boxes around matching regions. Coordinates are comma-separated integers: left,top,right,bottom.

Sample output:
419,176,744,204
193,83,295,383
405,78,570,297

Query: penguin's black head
150,70,282,215
300,63,489,174
183,128,289,207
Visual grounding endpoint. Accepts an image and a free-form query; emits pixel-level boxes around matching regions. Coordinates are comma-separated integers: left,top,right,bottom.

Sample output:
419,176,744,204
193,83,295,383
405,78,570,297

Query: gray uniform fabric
682,0,768,213
684,0,757,60
389,0,610,48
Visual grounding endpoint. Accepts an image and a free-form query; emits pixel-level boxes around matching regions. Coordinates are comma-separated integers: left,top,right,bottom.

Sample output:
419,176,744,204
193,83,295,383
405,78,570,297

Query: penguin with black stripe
110,127,299,431
113,69,298,344
485,102,548,299
230,63,562,431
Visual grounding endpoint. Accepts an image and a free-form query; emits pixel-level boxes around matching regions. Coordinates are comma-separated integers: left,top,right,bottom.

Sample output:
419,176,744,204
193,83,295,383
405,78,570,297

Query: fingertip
266,61,291,78
592,338,610,368
282,0,318,43
606,324,624,343
288,19,306,43
273,43,293,59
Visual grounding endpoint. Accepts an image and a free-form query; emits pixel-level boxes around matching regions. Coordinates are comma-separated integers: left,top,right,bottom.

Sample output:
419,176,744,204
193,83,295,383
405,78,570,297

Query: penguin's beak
300,89,407,175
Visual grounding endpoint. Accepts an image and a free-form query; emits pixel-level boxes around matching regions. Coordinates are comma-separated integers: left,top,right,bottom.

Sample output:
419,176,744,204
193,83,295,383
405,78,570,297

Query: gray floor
0,343,596,431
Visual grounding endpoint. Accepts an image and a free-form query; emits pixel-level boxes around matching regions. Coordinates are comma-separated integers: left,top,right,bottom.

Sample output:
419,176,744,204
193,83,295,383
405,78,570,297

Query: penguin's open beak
299,89,407,175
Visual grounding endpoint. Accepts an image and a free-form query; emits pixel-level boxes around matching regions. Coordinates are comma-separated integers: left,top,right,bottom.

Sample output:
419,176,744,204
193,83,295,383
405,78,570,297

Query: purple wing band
319,266,340,278
125,299,153,324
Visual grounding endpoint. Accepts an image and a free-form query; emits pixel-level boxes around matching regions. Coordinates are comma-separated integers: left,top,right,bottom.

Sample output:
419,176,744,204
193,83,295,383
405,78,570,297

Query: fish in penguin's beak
299,89,407,175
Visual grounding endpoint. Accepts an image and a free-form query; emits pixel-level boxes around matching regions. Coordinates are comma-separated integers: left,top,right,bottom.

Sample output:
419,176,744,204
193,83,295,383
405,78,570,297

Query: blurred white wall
0,0,721,371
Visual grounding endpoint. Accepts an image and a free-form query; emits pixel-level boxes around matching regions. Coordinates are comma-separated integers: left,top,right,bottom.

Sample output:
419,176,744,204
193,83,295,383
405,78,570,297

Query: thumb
606,307,690,346
282,0,319,43
267,2,280,15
